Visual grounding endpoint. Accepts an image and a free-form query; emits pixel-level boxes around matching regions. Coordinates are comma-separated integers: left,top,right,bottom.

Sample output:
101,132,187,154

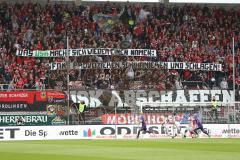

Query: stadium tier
0,0,240,141
0,1,239,90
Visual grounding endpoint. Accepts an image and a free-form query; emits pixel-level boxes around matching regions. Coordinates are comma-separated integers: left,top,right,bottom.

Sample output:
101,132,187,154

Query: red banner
46,91,66,99
0,91,65,104
101,113,186,125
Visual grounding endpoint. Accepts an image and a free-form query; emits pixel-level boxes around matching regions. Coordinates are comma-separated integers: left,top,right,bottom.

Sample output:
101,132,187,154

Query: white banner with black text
50,61,222,71
16,48,156,57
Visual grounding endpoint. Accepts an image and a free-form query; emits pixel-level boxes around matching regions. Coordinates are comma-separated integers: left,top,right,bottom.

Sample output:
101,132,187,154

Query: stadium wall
0,124,239,141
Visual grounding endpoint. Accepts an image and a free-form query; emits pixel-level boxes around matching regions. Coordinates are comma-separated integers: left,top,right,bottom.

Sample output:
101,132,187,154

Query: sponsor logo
51,116,66,125
83,128,96,137
99,125,187,136
41,92,46,99
25,129,48,137
99,126,155,135
222,128,240,134
101,113,185,125
0,115,48,124
59,130,79,136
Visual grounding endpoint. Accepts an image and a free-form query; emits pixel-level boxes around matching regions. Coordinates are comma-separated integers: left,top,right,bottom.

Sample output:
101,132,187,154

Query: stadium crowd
0,1,240,91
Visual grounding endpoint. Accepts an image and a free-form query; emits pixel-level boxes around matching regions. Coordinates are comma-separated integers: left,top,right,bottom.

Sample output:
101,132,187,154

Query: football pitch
0,139,240,160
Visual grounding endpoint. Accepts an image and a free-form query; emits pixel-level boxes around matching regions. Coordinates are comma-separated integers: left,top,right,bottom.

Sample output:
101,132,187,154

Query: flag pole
233,37,236,97
67,36,70,125
233,37,236,123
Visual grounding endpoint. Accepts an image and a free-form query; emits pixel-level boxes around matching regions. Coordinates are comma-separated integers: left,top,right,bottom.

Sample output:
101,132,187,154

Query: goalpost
135,101,240,138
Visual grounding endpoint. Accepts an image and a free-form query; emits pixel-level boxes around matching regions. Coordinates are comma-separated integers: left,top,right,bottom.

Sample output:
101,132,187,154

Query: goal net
136,101,240,124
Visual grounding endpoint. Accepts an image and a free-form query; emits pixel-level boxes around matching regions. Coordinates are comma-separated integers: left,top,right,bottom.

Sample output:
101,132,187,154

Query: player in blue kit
136,115,153,139
192,113,210,138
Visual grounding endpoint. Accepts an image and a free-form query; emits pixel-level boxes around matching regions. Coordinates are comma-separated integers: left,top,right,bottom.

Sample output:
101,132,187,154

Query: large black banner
69,89,238,108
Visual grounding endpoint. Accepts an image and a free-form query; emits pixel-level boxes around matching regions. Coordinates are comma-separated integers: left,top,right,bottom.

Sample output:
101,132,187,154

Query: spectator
0,2,239,91
175,78,183,90
220,77,228,89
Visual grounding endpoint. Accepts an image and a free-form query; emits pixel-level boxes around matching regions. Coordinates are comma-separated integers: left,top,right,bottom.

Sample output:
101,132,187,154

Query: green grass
1,139,240,160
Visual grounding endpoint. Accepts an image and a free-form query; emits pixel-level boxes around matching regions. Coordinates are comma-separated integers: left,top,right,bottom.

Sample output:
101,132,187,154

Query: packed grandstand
0,0,239,141
0,1,239,92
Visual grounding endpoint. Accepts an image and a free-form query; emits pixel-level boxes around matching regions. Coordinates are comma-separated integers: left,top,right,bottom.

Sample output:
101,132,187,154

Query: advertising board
0,91,65,112
0,124,239,141
0,115,66,126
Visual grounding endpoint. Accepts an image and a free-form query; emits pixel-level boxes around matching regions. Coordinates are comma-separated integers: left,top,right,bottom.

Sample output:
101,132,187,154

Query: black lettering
114,62,120,69
193,63,198,70
17,50,23,56
61,63,66,69
212,64,218,71
201,63,207,70
50,50,55,57
98,63,103,69
93,49,97,55
72,49,77,56
6,128,20,139
56,50,60,57
170,62,175,69
179,62,184,69
18,50,31,56
51,63,56,70
25,130,37,136
151,50,155,56
131,62,137,69
0,129,3,139
175,63,180,69
123,50,128,55
185,62,190,69
149,126,159,134
117,127,131,135
133,127,139,134
161,125,166,134
100,127,115,135
163,62,168,69
59,130,78,135
106,62,111,69
83,49,87,55
101,49,105,55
